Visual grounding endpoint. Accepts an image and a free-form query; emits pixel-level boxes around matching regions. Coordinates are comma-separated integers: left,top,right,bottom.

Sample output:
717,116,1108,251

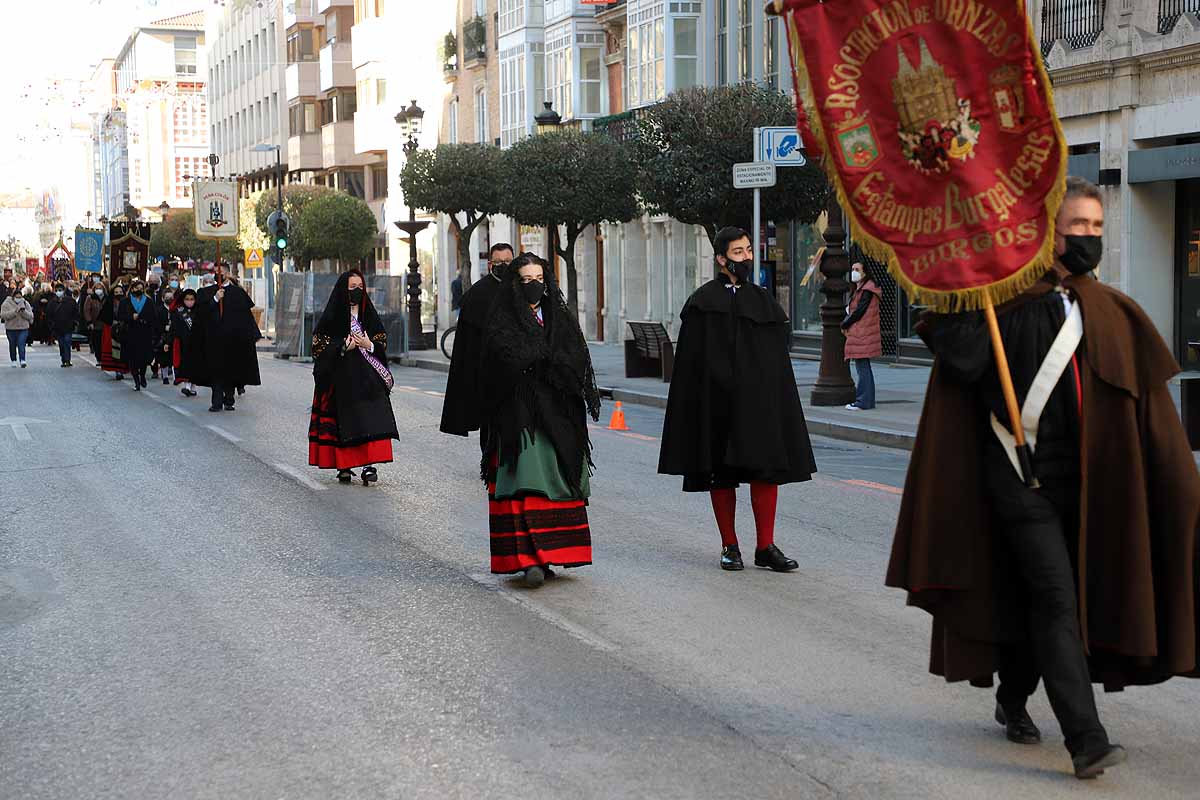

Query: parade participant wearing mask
117,279,159,390
30,282,54,346
169,289,200,397
441,242,515,438
659,226,816,573
83,283,106,356
478,253,601,587
49,282,79,367
308,271,398,486
97,282,129,379
1,288,34,367
888,177,1200,779
841,261,883,411
154,288,176,384
193,264,261,412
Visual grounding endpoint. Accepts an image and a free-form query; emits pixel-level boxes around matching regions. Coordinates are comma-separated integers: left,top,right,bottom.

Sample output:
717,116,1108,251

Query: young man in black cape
440,242,514,439
193,264,262,412
659,226,817,572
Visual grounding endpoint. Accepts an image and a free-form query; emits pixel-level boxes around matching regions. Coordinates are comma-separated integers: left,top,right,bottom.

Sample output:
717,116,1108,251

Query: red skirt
488,488,592,575
172,339,189,383
98,324,127,373
307,387,394,469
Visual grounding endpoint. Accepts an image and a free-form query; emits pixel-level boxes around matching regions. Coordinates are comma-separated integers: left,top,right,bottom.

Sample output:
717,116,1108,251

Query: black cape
116,296,160,369
169,304,201,380
49,295,79,337
480,274,601,496
440,275,505,436
192,282,262,388
658,277,817,491
310,272,398,446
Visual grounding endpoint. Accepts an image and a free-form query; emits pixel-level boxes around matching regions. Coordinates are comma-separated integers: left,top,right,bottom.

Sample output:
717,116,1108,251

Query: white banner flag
193,181,240,239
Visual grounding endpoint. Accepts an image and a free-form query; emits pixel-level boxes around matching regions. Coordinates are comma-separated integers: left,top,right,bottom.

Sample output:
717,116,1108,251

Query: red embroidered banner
774,0,1067,310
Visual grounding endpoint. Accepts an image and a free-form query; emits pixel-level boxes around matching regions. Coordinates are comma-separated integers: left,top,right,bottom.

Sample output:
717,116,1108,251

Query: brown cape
887,275,1200,691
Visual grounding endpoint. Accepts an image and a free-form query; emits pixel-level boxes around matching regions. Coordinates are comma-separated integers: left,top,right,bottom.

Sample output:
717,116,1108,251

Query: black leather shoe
223,403,235,411
337,469,355,484
208,405,222,413
524,566,546,588
1073,744,1126,779
755,544,799,572
361,466,378,486
995,703,1042,745
721,546,744,571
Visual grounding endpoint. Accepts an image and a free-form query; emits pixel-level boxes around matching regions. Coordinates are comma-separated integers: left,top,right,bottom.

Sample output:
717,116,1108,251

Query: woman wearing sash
308,270,398,486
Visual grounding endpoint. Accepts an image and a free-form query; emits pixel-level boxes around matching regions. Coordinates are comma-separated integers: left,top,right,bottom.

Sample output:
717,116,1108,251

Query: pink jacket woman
842,265,882,410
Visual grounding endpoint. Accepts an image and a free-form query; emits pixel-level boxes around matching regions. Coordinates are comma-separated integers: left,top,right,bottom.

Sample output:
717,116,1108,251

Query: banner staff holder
983,290,1038,488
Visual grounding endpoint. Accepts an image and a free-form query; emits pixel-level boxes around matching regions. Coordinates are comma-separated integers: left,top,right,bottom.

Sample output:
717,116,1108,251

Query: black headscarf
481,256,601,494
313,270,387,391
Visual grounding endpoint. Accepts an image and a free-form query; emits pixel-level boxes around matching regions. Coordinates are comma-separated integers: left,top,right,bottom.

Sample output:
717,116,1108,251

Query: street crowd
3,176,1199,781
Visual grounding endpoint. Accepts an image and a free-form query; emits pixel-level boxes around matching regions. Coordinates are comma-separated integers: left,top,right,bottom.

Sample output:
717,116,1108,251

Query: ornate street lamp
810,198,856,406
394,99,431,350
533,102,562,264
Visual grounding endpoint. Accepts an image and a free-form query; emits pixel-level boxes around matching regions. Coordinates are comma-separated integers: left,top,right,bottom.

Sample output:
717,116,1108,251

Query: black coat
440,275,504,436
658,278,817,491
49,295,79,336
117,297,160,369
169,307,201,380
192,283,262,388
31,293,53,341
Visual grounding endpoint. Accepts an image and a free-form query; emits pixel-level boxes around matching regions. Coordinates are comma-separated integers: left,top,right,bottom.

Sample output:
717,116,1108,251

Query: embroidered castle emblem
208,200,228,229
891,38,981,175
836,113,881,170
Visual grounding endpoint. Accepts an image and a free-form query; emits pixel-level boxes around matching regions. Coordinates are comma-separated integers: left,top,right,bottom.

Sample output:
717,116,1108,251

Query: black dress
658,276,817,491
117,297,159,375
169,306,200,383
192,282,262,390
441,275,504,437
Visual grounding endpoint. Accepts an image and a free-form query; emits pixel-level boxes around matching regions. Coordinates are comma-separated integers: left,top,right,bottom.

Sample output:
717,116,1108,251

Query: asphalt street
2,341,1199,799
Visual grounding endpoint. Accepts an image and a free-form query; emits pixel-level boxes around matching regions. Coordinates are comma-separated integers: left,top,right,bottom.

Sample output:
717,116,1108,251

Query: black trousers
211,383,235,408
984,441,1108,757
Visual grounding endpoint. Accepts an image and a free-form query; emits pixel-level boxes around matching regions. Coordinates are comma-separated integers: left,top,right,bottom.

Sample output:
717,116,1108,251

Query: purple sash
351,315,394,391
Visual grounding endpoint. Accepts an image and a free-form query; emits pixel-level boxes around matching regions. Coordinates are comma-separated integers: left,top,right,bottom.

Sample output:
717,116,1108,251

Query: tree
238,190,269,254
1,234,25,262
253,183,338,268
149,209,218,263
500,129,639,314
399,143,504,290
293,191,379,269
635,84,828,243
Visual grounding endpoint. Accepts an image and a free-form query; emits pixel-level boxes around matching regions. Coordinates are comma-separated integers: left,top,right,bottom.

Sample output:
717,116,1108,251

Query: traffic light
273,215,288,251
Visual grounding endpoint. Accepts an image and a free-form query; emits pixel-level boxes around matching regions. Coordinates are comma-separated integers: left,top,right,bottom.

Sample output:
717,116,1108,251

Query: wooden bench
625,321,674,383
1183,342,1200,450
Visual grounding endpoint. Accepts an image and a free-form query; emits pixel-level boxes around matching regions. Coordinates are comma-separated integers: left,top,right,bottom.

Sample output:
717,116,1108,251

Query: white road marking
0,417,50,442
273,462,328,491
169,405,193,417
466,572,619,654
422,390,445,397
205,424,242,443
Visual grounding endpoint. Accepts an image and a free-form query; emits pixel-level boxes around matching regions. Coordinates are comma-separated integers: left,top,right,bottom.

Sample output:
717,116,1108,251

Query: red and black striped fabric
488,487,592,575
98,323,127,374
307,387,393,469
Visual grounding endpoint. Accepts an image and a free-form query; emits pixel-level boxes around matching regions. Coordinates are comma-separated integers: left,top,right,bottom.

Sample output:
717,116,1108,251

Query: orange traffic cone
607,401,630,431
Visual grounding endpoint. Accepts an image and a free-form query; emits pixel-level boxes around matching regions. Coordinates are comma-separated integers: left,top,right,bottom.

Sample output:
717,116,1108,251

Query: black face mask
491,261,512,281
132,290,144,297
521,280,546,306
726,258,753,285
348,287,363,304
1059,234,1103,275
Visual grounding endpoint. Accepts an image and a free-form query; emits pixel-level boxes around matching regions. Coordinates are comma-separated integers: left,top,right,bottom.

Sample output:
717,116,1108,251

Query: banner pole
982,291,1038,488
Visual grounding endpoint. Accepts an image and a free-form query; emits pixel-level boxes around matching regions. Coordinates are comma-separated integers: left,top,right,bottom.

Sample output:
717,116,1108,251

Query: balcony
594,0,627,19
288,132,322,172
1039,0,1106,55
351,15,388,70
462,15,488,67
286,61,319,100
320,41,354,93
1159,0,1200,33
321,120,370,169
284,0,315,28
315,0,352,14
593,104,655,143
354,105,395,156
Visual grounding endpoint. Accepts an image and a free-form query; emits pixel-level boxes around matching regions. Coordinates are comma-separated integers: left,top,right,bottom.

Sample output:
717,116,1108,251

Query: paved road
2,341,1198,799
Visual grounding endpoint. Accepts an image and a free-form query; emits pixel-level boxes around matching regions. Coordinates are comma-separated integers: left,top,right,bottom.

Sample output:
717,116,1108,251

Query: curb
395,356,917,451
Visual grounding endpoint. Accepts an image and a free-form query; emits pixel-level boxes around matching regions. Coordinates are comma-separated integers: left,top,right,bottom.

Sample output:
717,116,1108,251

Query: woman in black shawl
307,270,398,485
97,281,129,380
169,288,200,397
117,277,159,390
480,253,602,587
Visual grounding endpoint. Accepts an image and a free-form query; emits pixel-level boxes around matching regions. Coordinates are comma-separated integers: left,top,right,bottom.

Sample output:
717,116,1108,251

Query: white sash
990,298,1083,479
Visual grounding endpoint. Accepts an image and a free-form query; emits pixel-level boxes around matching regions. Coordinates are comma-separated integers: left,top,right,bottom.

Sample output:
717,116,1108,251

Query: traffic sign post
754,127,807,166
732,162,778,286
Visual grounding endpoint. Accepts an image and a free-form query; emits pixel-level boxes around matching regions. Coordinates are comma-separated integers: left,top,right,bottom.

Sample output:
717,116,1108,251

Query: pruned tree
399,143,504,290
293,191,379,269
636,84,828,243
149,209,218,263
500,129,639,314
253,183,338,268
238,190,269,254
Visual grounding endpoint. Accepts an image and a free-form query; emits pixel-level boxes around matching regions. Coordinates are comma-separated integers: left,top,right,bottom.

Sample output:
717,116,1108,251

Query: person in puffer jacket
842,261,883,411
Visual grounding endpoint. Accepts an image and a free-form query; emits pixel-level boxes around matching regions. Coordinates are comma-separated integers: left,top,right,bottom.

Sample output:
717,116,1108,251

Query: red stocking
750,482,778,551
709,488,738,547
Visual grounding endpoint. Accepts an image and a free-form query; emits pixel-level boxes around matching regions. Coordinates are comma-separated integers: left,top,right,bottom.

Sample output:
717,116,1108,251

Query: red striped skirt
488,488,592,575
98,324,127,373
307,387,394,470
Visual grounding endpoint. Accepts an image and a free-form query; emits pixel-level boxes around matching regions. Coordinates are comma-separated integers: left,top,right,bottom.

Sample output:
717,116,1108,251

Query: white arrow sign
0,417,50,442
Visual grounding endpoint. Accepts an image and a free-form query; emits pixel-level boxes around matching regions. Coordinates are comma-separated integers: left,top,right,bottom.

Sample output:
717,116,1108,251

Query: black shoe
721,546,744,571
182,388,197,397
1073,744,1126,780
208,405,222,412
223,404,235,411
524,566,546,588
337,469,355,484
162,377,169,385
237,386,245,396
133,384,141,391
114,373,124,380
755,544,799,572
361,466,378,486
995,703,1042,745
543,565,556,580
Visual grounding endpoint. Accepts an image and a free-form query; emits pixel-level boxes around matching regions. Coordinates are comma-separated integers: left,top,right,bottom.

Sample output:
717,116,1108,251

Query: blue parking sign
755,127,807,166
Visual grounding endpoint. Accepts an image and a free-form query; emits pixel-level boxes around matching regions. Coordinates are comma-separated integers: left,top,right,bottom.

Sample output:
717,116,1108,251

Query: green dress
493,429,590,502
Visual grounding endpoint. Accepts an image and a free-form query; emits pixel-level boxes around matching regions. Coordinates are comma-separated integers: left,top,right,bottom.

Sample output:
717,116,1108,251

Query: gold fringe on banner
781,0,1069,314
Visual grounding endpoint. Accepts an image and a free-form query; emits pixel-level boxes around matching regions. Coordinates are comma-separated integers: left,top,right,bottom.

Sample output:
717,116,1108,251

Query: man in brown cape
887,177,1200,779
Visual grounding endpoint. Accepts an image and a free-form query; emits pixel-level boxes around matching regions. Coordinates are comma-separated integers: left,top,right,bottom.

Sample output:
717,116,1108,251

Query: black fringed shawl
480,273,601,496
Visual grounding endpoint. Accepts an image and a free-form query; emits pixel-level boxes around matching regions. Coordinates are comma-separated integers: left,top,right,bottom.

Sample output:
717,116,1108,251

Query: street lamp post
252,144,285,267
394,99,430,351
533,102,562,264
810,197,857,406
